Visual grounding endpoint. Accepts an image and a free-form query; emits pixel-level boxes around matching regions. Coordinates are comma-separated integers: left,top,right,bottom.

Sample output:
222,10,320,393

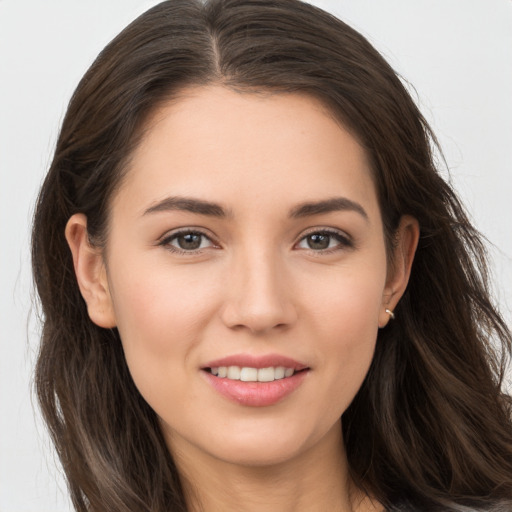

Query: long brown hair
32,0,512,510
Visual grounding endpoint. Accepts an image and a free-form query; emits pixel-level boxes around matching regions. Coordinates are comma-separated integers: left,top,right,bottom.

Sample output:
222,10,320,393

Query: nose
219,249,298,335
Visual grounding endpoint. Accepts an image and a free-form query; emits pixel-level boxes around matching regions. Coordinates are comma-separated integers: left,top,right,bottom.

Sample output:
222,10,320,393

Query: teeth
227,366,241,379
274,366,285,379
257,367,275,382
209,365,296,382
240,367,258,382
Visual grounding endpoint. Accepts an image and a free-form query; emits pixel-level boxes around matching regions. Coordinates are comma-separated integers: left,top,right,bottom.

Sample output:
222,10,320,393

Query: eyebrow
143,196,228,217
143,195,368,221
289,197,369,221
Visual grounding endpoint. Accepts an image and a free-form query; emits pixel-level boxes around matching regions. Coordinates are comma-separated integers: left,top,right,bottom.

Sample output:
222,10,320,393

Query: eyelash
158,228,353,255
296,228,353,253
159,229,218,255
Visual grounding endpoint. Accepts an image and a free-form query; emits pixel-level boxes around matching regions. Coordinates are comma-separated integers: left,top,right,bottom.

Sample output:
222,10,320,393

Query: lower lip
202,370,309,407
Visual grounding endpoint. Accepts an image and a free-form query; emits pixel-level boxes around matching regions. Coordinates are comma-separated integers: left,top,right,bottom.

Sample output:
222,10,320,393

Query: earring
385,308,395,320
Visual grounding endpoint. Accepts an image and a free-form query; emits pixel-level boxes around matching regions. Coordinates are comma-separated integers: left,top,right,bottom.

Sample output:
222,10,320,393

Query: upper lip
202,353,309,371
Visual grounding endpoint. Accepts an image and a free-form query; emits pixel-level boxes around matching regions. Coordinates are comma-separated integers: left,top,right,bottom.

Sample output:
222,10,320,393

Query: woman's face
82,86,410,467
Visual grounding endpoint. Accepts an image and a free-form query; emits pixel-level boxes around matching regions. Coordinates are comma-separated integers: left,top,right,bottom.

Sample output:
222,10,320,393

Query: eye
160,230,215,253
296,230,352,252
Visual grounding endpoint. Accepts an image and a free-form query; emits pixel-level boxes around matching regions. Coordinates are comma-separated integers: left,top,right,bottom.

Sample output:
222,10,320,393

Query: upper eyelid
297,226,351,241
159,227,216,243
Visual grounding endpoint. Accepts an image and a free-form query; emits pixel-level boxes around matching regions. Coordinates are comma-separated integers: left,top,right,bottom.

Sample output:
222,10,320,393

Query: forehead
115,85,379,219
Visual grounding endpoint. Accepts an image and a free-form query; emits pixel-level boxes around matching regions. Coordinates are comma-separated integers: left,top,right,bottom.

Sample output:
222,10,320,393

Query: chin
171,414,341,470
212,441,309,468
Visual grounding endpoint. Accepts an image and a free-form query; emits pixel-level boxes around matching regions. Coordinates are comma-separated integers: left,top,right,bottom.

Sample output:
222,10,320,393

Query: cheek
107,259,221,376
306,254,386,337
107,263,225,418
307,262,386,408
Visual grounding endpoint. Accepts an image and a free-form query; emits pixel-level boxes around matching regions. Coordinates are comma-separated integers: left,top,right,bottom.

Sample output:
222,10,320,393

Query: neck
168,423,382,512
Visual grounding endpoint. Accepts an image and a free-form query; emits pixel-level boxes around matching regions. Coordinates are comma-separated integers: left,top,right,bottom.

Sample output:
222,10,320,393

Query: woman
32,0,512,511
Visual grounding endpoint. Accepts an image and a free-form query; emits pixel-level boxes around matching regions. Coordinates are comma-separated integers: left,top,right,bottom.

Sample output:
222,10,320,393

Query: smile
209,366,295,382
202,355,310,406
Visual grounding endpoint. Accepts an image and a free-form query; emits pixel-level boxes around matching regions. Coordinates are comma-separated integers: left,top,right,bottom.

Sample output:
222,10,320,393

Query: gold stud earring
385,308,395,320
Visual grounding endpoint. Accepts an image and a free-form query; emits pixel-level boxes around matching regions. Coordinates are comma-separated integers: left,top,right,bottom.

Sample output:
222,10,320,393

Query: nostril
219,300,297,334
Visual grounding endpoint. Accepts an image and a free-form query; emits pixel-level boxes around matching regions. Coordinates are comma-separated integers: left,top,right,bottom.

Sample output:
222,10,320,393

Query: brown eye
297,230,352,252
176,233,203,250
161,230,214,252
306,233,330,250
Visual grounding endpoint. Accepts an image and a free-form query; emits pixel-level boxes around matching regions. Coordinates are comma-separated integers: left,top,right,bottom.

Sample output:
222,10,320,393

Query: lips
203,353,308,371
201,354,310,407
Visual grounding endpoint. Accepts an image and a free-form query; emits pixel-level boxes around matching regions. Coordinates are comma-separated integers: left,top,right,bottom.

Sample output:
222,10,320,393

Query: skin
66,86,419,512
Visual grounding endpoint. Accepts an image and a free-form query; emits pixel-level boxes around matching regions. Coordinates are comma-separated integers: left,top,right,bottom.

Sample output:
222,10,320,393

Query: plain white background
1,1,511,510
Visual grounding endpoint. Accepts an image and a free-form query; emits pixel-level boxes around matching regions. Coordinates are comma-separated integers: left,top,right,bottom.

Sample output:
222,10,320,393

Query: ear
65,213,116,328
379,215,419,328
